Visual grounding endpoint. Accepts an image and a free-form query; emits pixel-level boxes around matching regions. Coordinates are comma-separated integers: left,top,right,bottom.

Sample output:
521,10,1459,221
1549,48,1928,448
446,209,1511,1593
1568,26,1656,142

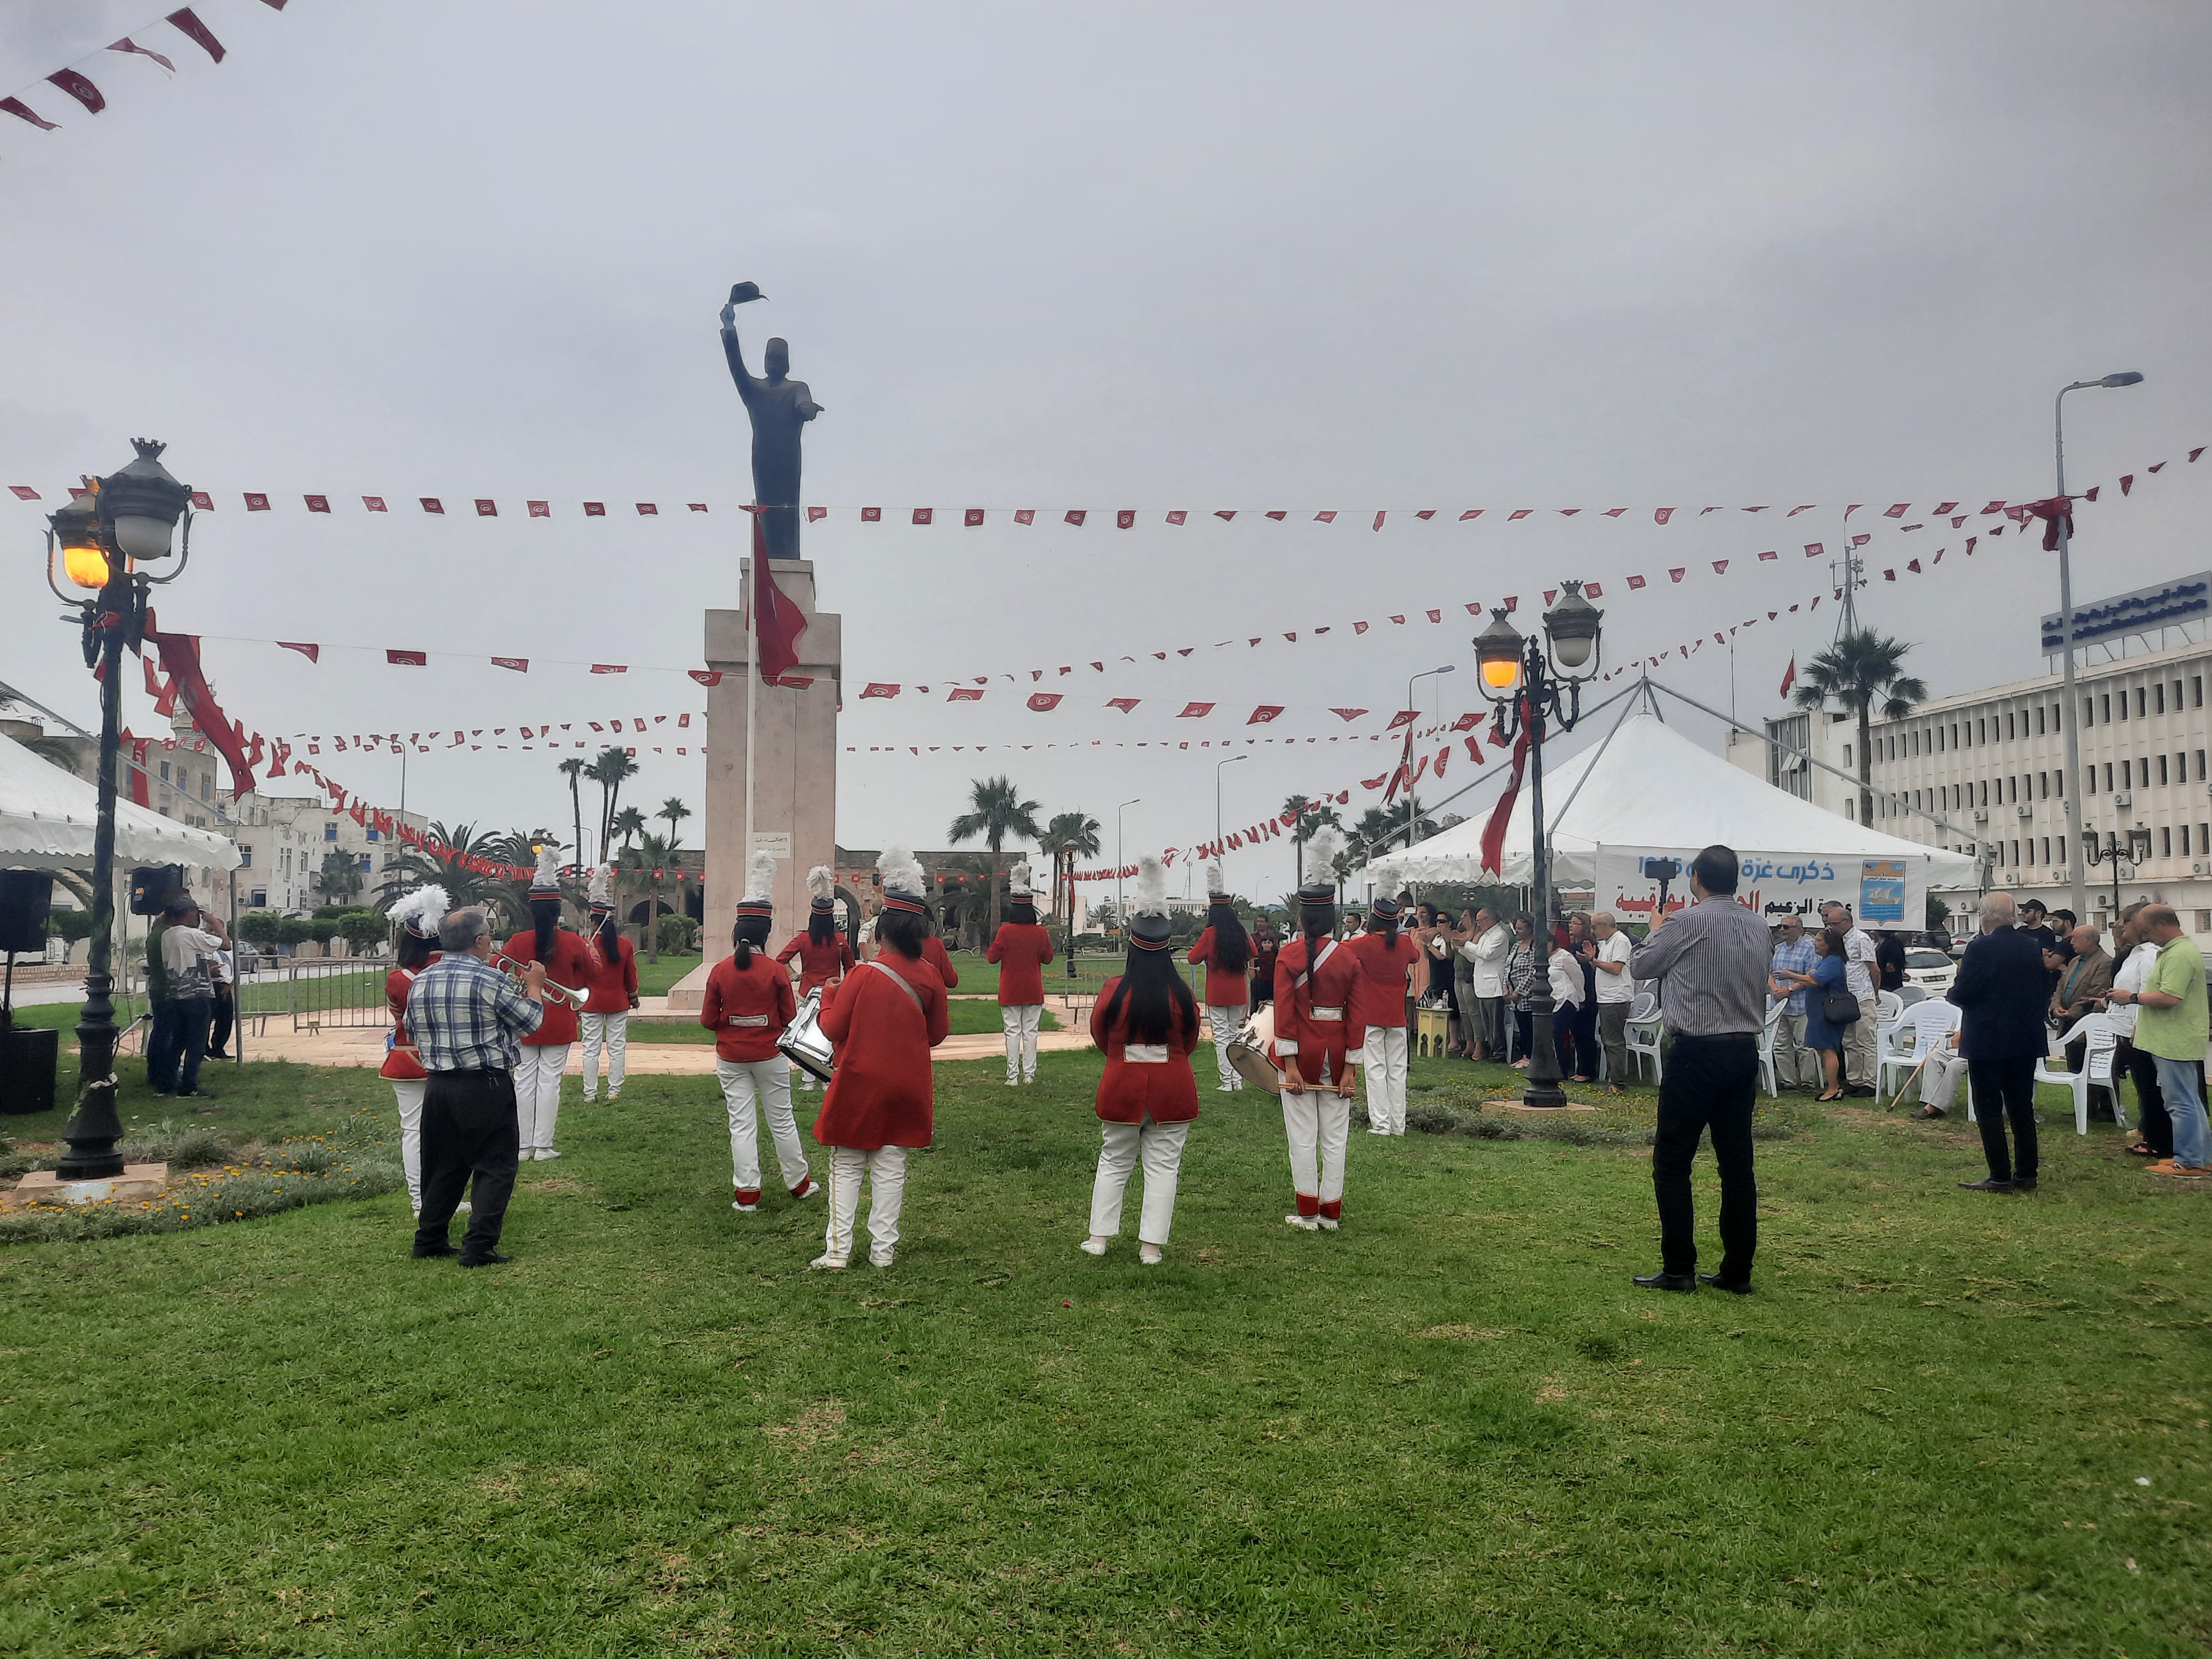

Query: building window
1845,799,1855,822
1843,743,1853,767
2137,687,2148,718
2086,767,2098,795
2101,693,2111,723
2157,682,2167,715
2185,826,2194,857
2199,911,2212,932
2010,839,2020,866
2052,704,2062,732
2195,677,2205,708
201,775,211,801
2163,826,2173,858
325,823,338,841
239,847,253,867
2173,680,2184,712
366,828,379,841
2056,835,2066,864
2159,755,2171,786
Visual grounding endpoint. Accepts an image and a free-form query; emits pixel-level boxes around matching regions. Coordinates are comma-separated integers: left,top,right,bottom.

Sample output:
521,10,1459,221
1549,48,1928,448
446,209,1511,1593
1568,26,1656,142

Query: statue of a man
720,285,823,561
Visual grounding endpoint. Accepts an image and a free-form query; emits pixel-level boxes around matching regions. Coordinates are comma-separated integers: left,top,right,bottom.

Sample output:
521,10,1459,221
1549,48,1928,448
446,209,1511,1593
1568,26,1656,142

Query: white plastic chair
1757,998,1784,1098
2032,1012,2128,1136
1873,989,1905,1048
1875,1000,1960,1104
1624,990,1663,1086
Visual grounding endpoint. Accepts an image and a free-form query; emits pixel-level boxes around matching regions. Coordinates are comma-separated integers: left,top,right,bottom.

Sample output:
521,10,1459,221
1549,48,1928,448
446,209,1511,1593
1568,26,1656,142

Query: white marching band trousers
1208,1002,1249,1090
514,1045,569,1155
1001,1003,1043,1082
1363,1026,1410,1134
1282,1089,1350,1220
1088,1115,1190,1246
714,1057,813,1200
823,1145,907,1264
580,1011,628,1099
390,1078,427,1214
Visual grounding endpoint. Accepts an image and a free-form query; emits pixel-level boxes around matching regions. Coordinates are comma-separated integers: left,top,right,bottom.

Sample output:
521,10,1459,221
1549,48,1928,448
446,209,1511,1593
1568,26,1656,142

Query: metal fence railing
288,960,389,1032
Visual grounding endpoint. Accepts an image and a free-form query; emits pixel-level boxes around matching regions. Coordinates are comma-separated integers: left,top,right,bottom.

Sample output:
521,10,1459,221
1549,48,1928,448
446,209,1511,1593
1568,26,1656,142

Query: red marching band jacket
1185,926,1252,1008
581,931,638,1013
380,961,437,1081
1089,977,1202,1126
921,933,960,990
985,921,1056,1006
812,952,950,1150
1347,930,1421,1029
500,929,595,1047
698,950,797,1063
778,931,856,996
1272,934,1367,1083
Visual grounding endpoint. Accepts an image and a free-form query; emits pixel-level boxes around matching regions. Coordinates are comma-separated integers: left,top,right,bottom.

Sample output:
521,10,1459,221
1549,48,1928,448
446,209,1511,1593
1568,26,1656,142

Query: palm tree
622,830,680,962
589,745,641,862
1038,808,1102,941
651,799,692,961
657,796,691,855
947,775,1044,934
384,820,514,915
557,757,588,874
611,805,648,852
311,847,364,905
1792,629,1929,827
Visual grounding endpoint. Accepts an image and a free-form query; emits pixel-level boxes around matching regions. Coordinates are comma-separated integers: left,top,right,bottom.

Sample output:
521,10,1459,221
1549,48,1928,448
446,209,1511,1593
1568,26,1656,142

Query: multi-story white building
1726,631,2212,936
216,790,429,915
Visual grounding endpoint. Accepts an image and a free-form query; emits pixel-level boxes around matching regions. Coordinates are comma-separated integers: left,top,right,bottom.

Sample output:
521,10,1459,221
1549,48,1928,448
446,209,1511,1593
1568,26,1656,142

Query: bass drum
1225,1003,1284,1094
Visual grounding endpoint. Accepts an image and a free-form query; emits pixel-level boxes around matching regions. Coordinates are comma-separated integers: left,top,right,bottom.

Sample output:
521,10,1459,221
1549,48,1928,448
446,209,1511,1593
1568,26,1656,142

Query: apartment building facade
217,791,429,915
1725,634,2212,935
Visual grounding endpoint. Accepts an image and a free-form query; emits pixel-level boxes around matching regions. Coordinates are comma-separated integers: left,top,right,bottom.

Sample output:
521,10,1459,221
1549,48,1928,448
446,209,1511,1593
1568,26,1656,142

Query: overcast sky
4,1,2209,899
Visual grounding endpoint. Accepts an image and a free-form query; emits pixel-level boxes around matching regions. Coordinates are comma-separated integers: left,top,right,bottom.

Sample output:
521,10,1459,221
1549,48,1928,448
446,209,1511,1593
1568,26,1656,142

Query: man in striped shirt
406,906,545,1266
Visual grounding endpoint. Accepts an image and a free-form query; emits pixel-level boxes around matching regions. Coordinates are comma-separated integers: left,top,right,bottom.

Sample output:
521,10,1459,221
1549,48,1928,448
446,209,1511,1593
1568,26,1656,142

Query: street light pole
1405,664,1455,852
1115,797,1140,940
2053,371,2145,925
1214,756,1245,865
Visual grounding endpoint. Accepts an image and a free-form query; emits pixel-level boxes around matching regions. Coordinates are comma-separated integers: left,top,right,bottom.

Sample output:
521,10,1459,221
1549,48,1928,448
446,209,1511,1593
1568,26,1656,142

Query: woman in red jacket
985,862,1056,1086
1349,876,1421,1135
700,856,816,1213
1185,864,1253,1092
777,865,856,1091
503,850,596,1161
1082,859,1201,1264
578,868,639,1103
811,848,950,1269
383,884,446,1217
1274,834,1365,1230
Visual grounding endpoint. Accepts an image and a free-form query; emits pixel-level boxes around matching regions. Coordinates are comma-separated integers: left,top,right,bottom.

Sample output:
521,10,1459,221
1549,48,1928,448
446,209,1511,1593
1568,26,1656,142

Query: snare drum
1225,1003,1285,1094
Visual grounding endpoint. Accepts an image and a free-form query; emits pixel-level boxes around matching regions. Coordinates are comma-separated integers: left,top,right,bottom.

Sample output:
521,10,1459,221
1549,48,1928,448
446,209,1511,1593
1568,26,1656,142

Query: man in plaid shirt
407,906,545,1266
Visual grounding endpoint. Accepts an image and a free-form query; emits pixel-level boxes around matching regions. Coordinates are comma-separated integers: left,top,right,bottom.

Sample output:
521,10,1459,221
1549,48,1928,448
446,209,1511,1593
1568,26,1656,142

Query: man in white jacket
1461,907,1511,1061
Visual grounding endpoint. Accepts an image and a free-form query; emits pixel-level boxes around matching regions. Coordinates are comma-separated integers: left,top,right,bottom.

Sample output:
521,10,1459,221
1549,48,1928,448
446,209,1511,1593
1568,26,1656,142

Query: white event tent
0,727,238,873
1360,711,1978,924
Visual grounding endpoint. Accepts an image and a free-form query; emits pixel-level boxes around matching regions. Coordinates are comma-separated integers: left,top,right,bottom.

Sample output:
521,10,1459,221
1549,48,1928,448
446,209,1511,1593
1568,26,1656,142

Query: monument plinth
666,557,841,1013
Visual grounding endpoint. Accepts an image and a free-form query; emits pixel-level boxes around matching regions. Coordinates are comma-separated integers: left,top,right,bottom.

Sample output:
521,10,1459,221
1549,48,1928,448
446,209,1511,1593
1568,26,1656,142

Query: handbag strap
865,958,927,1017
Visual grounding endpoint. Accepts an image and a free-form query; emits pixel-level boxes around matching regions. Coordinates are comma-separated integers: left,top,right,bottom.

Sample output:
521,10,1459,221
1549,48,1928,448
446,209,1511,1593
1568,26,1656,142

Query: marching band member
985,861,1055,1086
383,883,447,1217
1275,831,1365,1230
1350,869,1420,1135
810,847,950,1269
1185,863,1254,1092
778,865,855,1091
1082,857,1201,1264
700,853,816,1212
502,846,593,1161
578,865,639,1103
920,900,961,989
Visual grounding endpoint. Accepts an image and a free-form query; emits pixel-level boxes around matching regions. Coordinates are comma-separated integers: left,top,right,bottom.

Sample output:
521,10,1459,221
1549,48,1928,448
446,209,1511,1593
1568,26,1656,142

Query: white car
1903,948,1957,994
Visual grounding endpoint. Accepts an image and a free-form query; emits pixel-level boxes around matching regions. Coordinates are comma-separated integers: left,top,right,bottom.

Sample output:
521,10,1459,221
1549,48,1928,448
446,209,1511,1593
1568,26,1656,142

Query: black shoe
175,1089,215,1099
1958,1177,2014,1192
1697,1272,1752,1295
459,1250,511,1267
205,1050,229,1060
1844,1084,1875,1098
2011,1177,2038,1192
412,1241,458,1258
1633,1270,1698,1293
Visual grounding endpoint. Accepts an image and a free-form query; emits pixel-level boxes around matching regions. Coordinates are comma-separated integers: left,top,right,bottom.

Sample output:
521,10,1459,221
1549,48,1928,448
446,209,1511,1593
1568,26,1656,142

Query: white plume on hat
1007,860,1034,899
1372,862,1401,900
587,863,612,909
878,843,926,899
530,843,562,893
1302,828,1343,887
742,851,777,905
389,883,449,937
1205,862,1227,898
1133,855,1170,919
807,863,834,902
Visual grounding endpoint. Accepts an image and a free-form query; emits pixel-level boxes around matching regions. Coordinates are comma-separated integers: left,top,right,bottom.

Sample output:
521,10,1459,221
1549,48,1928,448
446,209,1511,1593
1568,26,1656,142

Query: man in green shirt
2106,905,2210,1174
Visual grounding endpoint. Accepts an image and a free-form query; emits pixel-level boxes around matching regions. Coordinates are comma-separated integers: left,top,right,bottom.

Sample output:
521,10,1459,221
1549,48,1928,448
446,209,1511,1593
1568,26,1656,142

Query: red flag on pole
142,615,257,796
1479,705,1533,875
749,512,808,680
1780,656,1797,698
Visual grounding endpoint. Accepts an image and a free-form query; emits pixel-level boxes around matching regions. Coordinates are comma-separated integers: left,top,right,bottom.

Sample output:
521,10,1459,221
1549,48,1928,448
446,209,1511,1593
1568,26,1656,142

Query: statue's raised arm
717,282,820,560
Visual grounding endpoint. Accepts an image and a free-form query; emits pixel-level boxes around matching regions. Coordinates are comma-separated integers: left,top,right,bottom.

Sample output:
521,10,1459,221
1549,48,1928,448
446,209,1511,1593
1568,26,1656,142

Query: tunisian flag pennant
387,649,427,666
142,616,257,797
688,670,723,687
2,97,59,130
278,641,320,662
1779,655,1797,698
749,512,809,680
1246,706,1285,724
46,70,107,114
1479,705,1533,876
165,8,227,61
1027,693,1063,712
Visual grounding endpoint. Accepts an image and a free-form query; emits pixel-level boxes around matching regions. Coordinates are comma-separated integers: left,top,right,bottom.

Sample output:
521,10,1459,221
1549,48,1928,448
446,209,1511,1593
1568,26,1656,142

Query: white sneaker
537,1148,561,1161
1217,1084,1237,1093
1078,1235,1109,1256
790,1179,819,1201
808,1254,848,1270
1138,1244,1164,1265
1005,1078,1020,1088
607,1089,621,1101
868,1249,895,1268
1316,1215,1340,1232
1284,1213,1321,1232
581,1093,596,1104
732,1199,758,1213
457,1200,472,1214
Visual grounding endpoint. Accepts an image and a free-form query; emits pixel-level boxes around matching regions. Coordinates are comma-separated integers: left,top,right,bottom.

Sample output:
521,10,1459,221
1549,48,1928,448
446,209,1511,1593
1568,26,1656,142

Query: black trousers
415,1068,521,1259
1652,1032,1760,1283
2121,1042,2173,1157
208,986,234,1058
1967,1054,2039,1183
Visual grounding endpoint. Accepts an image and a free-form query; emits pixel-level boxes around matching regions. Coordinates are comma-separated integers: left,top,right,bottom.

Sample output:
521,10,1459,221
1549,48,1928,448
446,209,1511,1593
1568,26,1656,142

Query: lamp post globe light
2052,371,2145,924
1474,580,1605,1109
42,440,195,1180
2083,823,2154,925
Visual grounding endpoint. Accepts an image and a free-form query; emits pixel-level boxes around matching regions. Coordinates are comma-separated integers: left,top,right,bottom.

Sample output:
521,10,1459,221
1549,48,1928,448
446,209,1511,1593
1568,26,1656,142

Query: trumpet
491,948,588,1009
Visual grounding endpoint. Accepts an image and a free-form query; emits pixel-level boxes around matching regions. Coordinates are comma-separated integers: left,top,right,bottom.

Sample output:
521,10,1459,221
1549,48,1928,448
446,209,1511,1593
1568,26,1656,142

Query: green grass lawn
3,1046,2208,1656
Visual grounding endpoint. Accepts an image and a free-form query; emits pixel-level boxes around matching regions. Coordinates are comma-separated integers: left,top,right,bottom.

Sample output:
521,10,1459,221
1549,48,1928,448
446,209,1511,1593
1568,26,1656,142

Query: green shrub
234,911,284,947
656,913,700,953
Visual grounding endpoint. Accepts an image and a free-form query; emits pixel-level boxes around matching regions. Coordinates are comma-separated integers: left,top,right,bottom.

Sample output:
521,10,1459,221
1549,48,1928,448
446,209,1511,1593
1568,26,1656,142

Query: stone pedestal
667,559,841,1013
4,1162,170,1209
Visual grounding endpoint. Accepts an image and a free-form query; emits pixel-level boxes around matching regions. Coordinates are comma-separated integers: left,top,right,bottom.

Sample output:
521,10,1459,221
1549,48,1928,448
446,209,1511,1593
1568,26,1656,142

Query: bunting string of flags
1,3,262,138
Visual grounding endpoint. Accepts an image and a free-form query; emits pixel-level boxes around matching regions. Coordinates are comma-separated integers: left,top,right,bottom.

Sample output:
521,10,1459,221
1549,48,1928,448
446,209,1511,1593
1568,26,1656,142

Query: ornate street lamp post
43,441,194,1179
1474,581,1604,1109
2082,825,2153,927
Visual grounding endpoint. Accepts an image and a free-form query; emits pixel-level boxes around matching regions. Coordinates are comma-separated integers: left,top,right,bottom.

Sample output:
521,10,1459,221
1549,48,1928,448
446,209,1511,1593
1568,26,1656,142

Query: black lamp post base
1520,991,1569,1108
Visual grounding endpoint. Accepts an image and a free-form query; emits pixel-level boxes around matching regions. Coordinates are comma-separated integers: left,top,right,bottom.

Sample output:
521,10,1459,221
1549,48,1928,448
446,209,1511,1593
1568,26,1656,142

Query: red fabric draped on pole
1479,699,1534,876
749,510,808,680
2021,495,2074,551
142,615,258,796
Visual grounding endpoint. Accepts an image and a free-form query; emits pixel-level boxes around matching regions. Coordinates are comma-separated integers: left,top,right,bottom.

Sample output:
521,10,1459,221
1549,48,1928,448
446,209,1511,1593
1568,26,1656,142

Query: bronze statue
719,283,822,560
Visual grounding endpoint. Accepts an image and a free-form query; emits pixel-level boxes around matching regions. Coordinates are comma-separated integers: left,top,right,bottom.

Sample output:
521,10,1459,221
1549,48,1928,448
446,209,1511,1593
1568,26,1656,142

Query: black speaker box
129,865,186,917
0,1027,58,1114
0,869,53,955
